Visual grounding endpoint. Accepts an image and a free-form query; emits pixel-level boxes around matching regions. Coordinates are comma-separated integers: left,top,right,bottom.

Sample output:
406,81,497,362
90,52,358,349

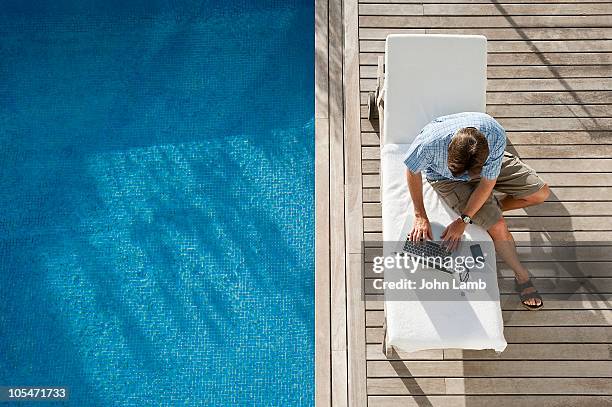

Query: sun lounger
369,34,507,355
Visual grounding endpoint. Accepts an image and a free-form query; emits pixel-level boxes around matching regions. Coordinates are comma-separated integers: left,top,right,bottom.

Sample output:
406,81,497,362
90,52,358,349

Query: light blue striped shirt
404,112,507,181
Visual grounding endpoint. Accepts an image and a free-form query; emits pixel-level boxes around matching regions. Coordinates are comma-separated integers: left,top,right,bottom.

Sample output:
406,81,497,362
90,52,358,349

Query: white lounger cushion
382,144,507,352
383,34,487,146
381,34,507,352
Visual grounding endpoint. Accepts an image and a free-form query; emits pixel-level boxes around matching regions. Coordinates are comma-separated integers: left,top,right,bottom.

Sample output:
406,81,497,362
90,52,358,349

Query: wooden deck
316,0,612,405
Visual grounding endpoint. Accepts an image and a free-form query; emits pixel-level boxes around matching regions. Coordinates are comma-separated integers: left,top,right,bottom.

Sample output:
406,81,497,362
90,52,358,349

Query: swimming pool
0,1,314,405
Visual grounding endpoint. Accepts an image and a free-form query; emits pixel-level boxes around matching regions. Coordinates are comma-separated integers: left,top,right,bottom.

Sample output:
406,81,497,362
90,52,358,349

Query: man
404,112,549,310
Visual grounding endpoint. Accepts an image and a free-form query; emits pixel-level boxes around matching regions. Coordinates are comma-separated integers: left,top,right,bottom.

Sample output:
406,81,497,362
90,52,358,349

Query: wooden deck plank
328,0,349,404
360,52,612,65
315,117,331,407
362,76,612,92
315,0,329,120
363,245,612,263
367,343,612,360
364,280,612,297
368,377,612,395
360,90,612,105
359,15,612,28
426,3,612,15
363,261,612,278
364,215,612,231
364,230,612,242
364,172,612,187
372,262,612,278
362,77,612,92
360,39,612,52
360,0,612,3
359,27,612,40
344,0,366,257
359,3,424,16
365,130,612,145
359,3,612,16
344,0,368,405
443,345,612,360
497,118,612,131
315,0,333,404
366,360,612,377
378,252,612,267
366,326,612,343
362,65,612,79
314,0,331,401
362,105,612,118
364,201,612,216
362,144,612,160
346,255,368,407
368,395,612,407
364,186,612,202
363,296,612,311
362,158,612,174
364,278,612,294
331,350,348,407
366,310,612,328
329,0,346,354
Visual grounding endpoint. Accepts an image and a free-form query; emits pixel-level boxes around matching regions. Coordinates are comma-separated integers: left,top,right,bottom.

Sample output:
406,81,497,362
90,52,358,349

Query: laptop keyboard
402,239,453,274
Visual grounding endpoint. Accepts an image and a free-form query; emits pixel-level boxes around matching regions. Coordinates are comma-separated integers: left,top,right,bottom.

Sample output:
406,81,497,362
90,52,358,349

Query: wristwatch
460,214,473,224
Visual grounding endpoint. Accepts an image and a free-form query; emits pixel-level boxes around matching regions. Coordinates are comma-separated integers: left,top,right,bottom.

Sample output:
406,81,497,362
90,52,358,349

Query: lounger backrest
383,34,487,145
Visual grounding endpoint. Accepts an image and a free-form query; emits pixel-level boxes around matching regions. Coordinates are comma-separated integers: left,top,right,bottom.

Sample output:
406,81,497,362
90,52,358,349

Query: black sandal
515,278,543,311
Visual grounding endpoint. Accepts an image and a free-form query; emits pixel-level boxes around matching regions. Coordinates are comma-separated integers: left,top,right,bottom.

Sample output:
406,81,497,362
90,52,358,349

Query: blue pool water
0,1,314,405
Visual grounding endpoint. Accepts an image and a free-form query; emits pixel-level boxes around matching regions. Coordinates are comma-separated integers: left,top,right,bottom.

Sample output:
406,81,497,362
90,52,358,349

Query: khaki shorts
429,152,546,230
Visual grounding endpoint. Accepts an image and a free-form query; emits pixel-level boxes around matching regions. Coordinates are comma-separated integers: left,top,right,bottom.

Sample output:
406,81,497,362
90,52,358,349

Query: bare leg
500,184,550,212
488,217,542,307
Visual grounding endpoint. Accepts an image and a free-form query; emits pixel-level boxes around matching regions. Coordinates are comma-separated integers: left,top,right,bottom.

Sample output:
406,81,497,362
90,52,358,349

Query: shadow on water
0,1,314,406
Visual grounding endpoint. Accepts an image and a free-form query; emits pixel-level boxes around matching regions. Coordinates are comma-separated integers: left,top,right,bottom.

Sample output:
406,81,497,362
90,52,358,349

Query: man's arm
406,169,433,242
441,178,496,250
463,178,496,218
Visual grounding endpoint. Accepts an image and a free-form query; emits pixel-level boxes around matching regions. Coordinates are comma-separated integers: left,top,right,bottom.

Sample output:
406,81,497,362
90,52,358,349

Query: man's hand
410,215,433,243
406,170,431,243
441,218,466,251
